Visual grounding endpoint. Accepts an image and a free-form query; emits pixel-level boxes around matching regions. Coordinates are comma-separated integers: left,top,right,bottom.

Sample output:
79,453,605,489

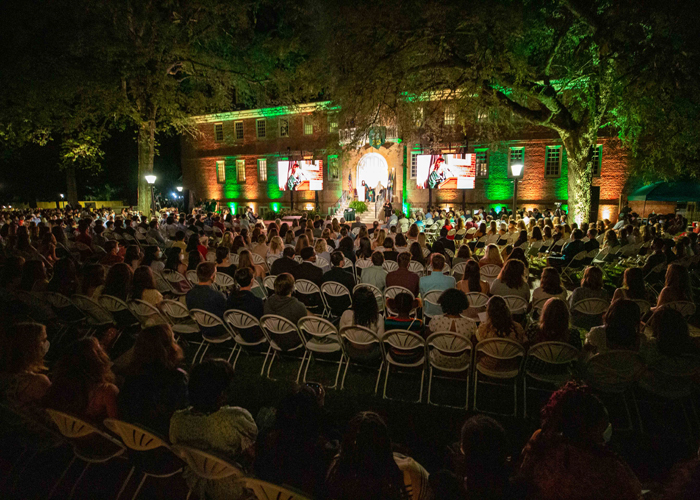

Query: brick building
181,101,629,221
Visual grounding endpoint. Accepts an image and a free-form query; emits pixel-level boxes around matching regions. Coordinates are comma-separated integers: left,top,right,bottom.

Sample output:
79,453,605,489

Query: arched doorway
356,153,389,202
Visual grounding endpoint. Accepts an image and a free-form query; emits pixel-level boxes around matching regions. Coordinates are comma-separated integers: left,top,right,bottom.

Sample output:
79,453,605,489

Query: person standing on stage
383,200,393,223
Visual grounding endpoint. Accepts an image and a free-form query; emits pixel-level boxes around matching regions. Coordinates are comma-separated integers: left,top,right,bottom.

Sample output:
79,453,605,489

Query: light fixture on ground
145,175,157,216
176,186,183,192
510,163,524,216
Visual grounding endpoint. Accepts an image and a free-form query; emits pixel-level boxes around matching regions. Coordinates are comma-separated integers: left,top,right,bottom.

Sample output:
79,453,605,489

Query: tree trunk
66,163,79,207
562,134,595,225
137,120,156,215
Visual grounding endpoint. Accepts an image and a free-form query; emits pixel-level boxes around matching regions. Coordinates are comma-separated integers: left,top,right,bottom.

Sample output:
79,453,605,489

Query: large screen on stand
416,154,474,189
278,160,324,191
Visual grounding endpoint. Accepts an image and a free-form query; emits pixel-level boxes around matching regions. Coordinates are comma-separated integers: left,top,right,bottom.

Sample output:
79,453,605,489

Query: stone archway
356,152,389,202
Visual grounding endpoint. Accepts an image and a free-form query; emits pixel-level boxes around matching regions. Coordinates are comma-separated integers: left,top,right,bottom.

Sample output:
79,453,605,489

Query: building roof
192,101,333,123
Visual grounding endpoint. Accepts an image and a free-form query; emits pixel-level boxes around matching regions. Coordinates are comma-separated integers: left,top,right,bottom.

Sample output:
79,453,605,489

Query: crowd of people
1,203,700,498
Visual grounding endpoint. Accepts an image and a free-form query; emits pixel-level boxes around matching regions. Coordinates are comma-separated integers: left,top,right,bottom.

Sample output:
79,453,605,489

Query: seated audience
490,259,530,303
569,266,609,308
271,246,301,276
170,359,257,500
340,287,385,362
80,263,105,298
47,257,79,297
360,251,388,291
263,274,309,348
479,244,503,268
326,411,427,500
531,267,568,307
215,246,237,277
420,254,456,319
429,288,477,340
321,251,356,301
456,260,490,297
612,267,653,304
655,263,693,308
293,246,324,286
186,262,228,336
385,292,423,334
476,296,526,371
0,322,51,408
117,324,188,436
451,245,472,280
526,298,582,375
386,252,419,297
131,266,163,305
43,338,118,423
519,382,642,500
226,267,264,319
585,299,644,355
100,240,124,266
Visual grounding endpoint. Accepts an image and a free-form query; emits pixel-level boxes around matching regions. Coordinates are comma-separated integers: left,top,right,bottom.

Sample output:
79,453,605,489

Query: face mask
157,251,162,259
603,423,612,443
41,339,50,357
179,253,185,261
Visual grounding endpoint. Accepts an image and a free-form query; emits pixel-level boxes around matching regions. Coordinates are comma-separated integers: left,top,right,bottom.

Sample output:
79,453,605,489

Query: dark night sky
0,130,181,206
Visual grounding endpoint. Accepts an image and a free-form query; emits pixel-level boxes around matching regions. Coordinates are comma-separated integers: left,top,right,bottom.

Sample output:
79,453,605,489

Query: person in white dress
429,288,477,368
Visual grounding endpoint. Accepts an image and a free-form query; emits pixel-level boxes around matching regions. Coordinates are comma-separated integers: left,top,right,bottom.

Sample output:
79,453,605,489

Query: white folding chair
297,316,344,388
465,292,490,320
408,261,425,276
480,264,501,285
315,256,330,270
662,301,696,318
214,272,236,293
259,314,305,381
445,248,455,259
71,294,115,337
426,262,451,275
186,270,199,287
243,478,311,500
189,309,236,364
426,332,473,408
161,269,191,296
631,299,652,316
422,290,443,323
355,258,372,278
523,341,580,418
263,275,277,296
381,330,426,402
129,299,168,328
473,338,525,416
223,309,270,372
172,444,244,497
382,260,399,273
294,279,325,315
99,294,140,330
160,299,201,340
570,298,609,330
450,261,467,278
338,325,384,393
320,281,352,318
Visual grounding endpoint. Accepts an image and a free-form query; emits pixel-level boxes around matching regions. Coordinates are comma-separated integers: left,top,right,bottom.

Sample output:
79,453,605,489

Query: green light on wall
396,138,402,144
229,202,237,214
403,202,410,215
271,203,280,212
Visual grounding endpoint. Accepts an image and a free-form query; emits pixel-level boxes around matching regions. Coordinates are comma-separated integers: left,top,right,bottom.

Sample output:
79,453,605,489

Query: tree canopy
309,0,700,221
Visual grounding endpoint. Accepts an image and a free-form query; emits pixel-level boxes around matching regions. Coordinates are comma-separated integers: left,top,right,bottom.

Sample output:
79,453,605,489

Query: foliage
348,200,368,214
308,0,700,222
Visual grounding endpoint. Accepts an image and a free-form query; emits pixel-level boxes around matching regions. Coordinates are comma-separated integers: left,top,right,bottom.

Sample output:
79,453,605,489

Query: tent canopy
628,181,700,202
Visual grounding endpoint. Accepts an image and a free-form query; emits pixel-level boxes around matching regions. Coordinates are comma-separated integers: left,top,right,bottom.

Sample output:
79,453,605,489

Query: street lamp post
145,175,157,217
510,163,523,216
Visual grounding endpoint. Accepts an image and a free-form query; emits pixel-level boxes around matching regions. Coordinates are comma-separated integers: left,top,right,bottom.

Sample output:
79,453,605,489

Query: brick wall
182,106,632,221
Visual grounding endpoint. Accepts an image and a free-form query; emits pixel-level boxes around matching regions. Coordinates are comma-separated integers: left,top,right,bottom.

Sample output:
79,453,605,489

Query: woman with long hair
38,232,59,265
187,249,204,271
165,247,188,275
102,262,133,301
356,237,373,260
612,267,651,303
238,249,264,278
514,230,528,248
338,236,356,263
569,266,608,307
314,238,331,271
526,298,582,376
43,338,118,422
339,287,384,362
656,263,692,308
132,266,163,305
457,260,490,297
479,244,503,268
530,226,543,243
407,223,419,242
279,222,289,239
268,236,284,258
20,260,49,292
372,229,387,251
603,229,619,249
231,234,246,254
141,245,165,273
80,263,105,297
326,412,413,500
117,324,187,436
0,322,51,406
416,232,429,252
532,267,567,305
295,235,309,256
490,259,530,303
124,245,142,271
409,242,426,266
585,299,643,355
476,296,525,371
219,231,235,250
47,257,79,296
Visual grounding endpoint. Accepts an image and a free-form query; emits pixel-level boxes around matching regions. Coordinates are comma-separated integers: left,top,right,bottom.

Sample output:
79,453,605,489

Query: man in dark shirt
382,237,399,262
642,238,667,275
351,216,366,230
548,229,586,268
437,227,456,253
321,251,356,292
271,246,301,276
185,262,228,337
293,246,324,286
584,229,600,253
226,267,264,318
386,252,420,297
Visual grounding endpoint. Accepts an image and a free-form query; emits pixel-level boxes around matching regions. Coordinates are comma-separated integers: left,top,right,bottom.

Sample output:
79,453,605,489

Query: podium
344,208,356,222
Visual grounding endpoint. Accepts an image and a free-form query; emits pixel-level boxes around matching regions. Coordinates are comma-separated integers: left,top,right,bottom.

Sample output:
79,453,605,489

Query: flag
348,171,352,191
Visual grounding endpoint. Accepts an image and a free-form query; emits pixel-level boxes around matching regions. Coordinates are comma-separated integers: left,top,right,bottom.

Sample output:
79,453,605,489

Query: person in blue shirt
186,262,228,338
419,254,456,318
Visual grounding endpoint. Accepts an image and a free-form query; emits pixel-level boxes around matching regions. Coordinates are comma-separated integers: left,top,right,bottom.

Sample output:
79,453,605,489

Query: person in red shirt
385,252,420,297
99,240,124,266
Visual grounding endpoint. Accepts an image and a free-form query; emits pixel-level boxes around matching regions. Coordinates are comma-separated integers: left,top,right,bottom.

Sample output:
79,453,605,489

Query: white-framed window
545,146,562,178
234,121,243,140
443,106,455,126
214,123,224,142
508,147,524,178
278,118,289,138
328,115,339,133
410,151,419,179
328,155,339,180
591,145,602,176
216,160,225,183
475,149,489,178
236,159,246,181
256,119,266,139
303,116,313,135
257,159,267,182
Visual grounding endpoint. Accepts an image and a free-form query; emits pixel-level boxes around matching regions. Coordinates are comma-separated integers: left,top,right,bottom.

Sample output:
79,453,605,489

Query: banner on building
278,160,324,191
368,126,387,149
416,154,474,189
